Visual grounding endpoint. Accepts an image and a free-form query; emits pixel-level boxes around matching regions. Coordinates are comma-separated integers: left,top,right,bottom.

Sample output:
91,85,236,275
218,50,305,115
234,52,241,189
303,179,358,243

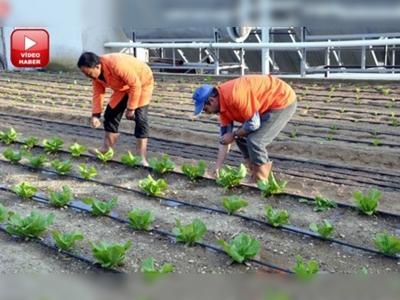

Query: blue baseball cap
192,85,213,116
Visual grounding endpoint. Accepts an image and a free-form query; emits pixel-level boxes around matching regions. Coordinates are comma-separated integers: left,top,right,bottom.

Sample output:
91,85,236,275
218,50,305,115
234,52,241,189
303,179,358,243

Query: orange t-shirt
218,75,296,126
91,53,154,114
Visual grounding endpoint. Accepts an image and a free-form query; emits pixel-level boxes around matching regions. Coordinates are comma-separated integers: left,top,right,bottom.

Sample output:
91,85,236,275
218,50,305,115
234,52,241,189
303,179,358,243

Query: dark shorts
235,100,297,165
103,94,149,138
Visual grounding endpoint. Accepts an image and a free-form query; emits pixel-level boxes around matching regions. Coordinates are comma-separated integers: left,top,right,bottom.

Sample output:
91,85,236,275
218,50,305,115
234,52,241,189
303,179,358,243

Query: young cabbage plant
68,143,88,157
292,255,319,279
172,218,207,247
6,210,55,239
141,257,174,282
2,148,23,163
149,155,175,174
121,150,142,167
264,205,290,227
218,233,261,263
46,186,73,207
11,181,38,199
309,220,335,238
51,159,73,175
221,195,248,215
0,127,19,144
22,137,39,150
374,231,400,256
216,164,247,190
353,188,381,215
82,197,118,216
78,165,98,180
95,147,114,162
299,196,338,212
89,240,132,268
181,160,206,180
127,208,155,231
257,172,287,196
26,154,48,168
52,229,84,251
139,175,168,197
42,137,64,154
0,204,13,223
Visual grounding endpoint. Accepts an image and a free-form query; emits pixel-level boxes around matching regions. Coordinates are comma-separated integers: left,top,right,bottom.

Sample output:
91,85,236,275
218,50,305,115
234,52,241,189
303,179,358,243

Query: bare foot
241,179,258,188
137,159,149,167
88,147,109,157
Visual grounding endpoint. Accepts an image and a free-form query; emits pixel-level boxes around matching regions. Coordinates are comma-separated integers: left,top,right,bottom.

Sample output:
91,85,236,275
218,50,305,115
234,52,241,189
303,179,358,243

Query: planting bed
0,71,399,274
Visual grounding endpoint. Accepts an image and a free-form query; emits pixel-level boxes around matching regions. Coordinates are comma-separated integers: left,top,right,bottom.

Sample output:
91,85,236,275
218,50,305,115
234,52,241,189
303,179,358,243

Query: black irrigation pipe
0,185,293,274
1,160,399,263
0,224,125,274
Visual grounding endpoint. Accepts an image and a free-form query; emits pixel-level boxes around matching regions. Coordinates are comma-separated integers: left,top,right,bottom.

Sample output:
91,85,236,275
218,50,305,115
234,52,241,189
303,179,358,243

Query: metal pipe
261,27,270,75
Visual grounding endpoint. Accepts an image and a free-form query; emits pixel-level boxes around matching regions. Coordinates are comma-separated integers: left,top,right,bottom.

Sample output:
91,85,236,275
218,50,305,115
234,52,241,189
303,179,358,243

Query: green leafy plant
78,165,98,180
0,204,13,223
353,188,381,215
216,164,246,190
95,147,114,162
6,210,55,238
331,125,339,131
264,205,290,227
172,218,207,247
326,134,334,141
2,148,23,163
27,154,47,168
141,257,174,281
42,137,64,153
22,137,38,150
46,186,73,207
374,231,400,255
82,197,118,216
127,208,155,231
257,172,287,196
290,132,297,138
372,139,381,146
11,181,38,199
0,127,19,144
89,240,132,268
68,143,87,157
218,233,261,263
121,150,142,167
51,159,73,174
340,107,346,113
354,87,361,93
52,229,84,251
299,196,338,212
309,220,335,238
181,160,206,180
221,195,248,215
292,255,319,279
149,155,175,174
392,120,399,127
139,175,168,196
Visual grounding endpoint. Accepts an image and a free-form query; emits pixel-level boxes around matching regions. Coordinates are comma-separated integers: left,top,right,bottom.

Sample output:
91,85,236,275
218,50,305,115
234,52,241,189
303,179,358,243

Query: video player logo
11,29,49,68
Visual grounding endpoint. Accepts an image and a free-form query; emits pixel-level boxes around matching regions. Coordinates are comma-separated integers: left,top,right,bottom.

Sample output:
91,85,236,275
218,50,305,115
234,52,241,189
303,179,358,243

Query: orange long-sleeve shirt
91,53,154,115
217,75,296,126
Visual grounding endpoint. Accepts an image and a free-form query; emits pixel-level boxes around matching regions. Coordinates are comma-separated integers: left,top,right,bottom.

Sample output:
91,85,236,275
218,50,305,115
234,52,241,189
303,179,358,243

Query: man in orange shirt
77,52,154,165
192,75,297,185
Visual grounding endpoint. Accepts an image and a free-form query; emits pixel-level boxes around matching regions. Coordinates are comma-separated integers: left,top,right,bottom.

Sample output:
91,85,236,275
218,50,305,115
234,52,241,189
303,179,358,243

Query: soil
0,71,399,274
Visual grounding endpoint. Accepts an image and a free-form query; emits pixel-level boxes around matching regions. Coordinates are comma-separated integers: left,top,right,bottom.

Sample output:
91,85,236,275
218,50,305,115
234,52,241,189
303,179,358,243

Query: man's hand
219,132,235,145
125,109,135,120
91,117,101,129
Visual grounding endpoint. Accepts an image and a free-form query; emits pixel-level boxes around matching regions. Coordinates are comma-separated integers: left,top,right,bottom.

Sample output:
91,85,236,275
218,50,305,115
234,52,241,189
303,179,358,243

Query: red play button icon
11,29,49,68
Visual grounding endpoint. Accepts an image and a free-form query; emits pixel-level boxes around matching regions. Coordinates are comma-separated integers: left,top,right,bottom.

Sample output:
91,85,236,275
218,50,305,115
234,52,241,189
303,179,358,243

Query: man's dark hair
77,52,101,68
210,87,219,98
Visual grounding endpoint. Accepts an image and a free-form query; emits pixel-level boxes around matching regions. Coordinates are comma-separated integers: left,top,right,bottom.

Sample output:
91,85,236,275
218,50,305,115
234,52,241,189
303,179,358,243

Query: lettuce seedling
6,210,55,239
216,164,247,190
172,218,207,247
299,196,338,212
292,255,319,279
11,181,38,199
22,137,38,150
121,150,142,167
257,172,287,196
127,208,155,231
0,204,13,223
264,205,290,227
0,127,19,144
141,257,174,282
95,147,114,162
218,233,261,263
51,159,73,175
374,231,400,255
149,155,175,174
52,229,84,251
353,188,381,215
221,195,248,215
139,175,168,197
2,148,23,163
89,240,132,268
46,186,73,207
68,143,88,157
181,160,206,180
42,137,64,153
82,197,117,216
26,154,48,168
78,165,98,180
309,220,335,238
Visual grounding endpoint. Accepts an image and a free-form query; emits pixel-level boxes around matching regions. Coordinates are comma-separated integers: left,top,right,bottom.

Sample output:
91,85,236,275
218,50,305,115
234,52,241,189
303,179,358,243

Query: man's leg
134,105,149,166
